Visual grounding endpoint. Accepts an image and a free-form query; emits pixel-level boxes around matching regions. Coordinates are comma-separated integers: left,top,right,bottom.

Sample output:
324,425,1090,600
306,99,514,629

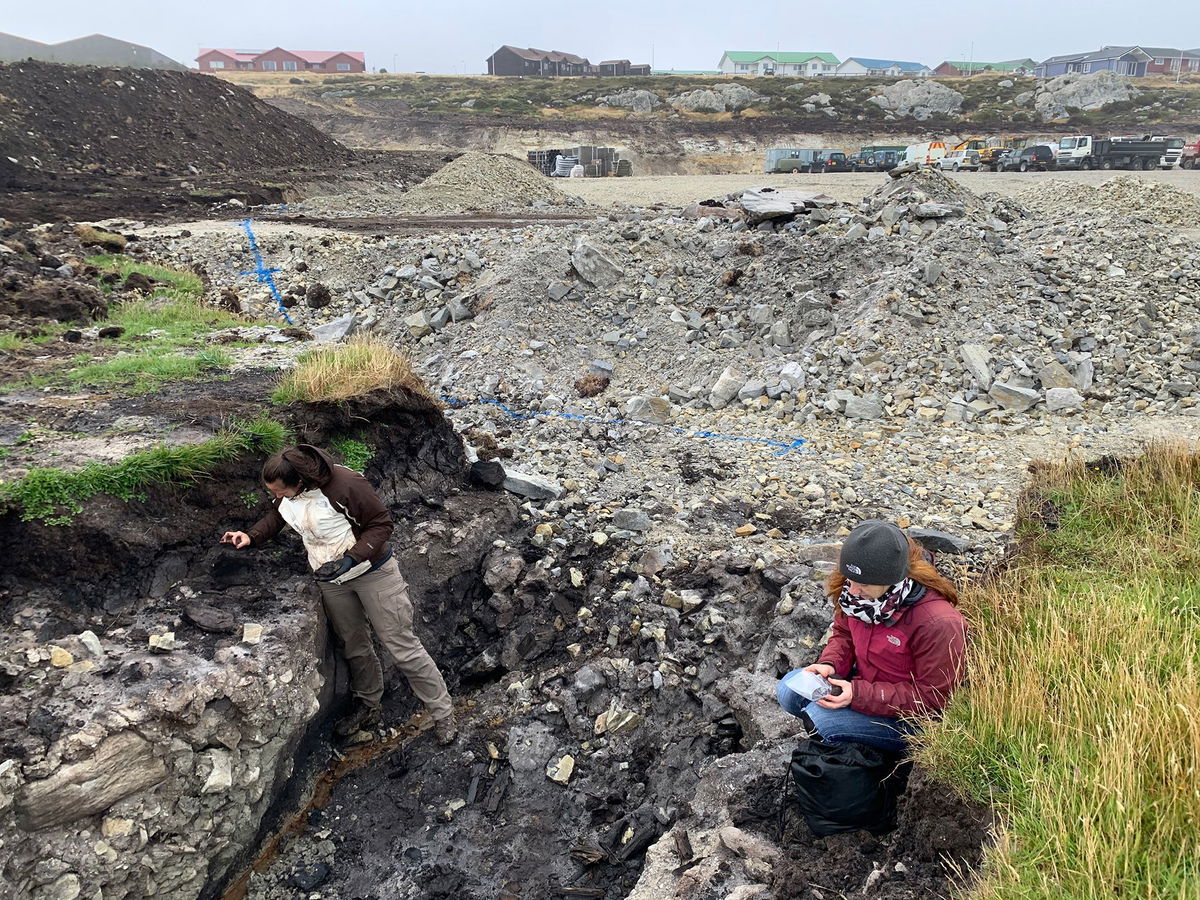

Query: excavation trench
0,389,988,899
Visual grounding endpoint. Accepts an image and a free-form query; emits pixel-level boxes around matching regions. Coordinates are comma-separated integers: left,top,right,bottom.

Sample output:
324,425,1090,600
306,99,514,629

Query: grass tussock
918,443,1200,898
272,339,433,404
75,224,126,251
0,417,288,525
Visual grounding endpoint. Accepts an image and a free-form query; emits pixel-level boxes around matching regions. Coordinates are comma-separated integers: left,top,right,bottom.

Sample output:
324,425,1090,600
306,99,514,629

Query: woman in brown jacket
221,444,458,743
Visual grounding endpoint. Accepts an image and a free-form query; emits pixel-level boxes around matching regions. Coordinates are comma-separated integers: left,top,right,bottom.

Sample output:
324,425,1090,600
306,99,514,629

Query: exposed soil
764,768,991,898
0,61,454,224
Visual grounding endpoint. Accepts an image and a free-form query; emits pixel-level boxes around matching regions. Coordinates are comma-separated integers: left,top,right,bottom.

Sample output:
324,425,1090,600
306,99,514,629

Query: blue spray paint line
443,396,807,457
237,217,294,325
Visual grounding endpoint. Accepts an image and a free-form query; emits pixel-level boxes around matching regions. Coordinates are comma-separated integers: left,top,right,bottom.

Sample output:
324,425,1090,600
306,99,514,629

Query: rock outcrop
668,83,766,113
1025,70,1140,120
868,80,964,120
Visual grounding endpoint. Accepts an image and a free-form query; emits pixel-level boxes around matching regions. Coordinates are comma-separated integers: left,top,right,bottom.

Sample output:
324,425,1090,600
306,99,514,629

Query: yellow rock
49,647,74,668
735,524,757,536
546,754,575,785
896,515,912,529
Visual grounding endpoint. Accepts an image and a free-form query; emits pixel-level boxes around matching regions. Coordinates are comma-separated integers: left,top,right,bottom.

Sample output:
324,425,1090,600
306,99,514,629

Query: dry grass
272,338,434,404
919,443,1200,898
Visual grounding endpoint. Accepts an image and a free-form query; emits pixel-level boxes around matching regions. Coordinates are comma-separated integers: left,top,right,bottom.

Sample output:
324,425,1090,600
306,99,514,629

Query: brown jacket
247,444,393,564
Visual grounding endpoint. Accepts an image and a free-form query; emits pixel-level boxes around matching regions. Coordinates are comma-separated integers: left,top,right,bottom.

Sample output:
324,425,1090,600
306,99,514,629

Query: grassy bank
0,417,288,524
919,446,1200,897
3,255,245,394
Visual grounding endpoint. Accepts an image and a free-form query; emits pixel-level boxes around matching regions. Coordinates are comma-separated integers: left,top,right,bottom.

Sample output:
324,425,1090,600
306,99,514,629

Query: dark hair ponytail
262,451,302,488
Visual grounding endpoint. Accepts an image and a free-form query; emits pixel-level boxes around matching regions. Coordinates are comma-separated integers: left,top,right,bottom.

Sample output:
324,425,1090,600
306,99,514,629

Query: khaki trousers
318,556,453,720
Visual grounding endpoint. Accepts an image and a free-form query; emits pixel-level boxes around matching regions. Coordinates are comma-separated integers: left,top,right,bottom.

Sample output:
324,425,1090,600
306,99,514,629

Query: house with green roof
933,58,1037,76
718,51,840,76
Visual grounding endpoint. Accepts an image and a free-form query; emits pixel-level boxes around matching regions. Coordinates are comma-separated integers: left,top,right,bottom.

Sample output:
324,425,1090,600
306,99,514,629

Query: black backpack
788,738,912,836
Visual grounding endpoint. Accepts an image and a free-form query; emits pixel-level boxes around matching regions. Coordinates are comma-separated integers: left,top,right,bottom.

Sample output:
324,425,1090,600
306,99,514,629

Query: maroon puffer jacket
817,589,967,719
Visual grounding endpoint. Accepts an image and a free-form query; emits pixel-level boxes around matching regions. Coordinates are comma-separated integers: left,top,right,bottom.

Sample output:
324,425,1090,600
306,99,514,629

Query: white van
904,141,948,167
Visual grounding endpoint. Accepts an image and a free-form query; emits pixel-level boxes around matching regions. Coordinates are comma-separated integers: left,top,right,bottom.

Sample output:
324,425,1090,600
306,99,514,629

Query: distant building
0,31,186,69
485,45,650,76
651,69,721,76
196,48,366,73
834,57,931,78
487,46,591,76
717,51,840,76
934,59,1037,76
1034,46,1200,78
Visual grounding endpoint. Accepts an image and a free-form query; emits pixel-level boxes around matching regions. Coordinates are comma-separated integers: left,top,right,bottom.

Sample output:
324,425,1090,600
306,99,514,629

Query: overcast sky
6,1,1199,73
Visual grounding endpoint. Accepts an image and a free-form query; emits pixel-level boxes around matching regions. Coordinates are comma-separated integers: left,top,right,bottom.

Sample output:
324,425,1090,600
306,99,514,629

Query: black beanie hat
838,520,910,585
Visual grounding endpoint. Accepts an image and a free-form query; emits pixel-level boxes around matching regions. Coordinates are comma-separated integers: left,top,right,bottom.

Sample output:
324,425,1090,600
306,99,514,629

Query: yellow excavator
953,136,1029,170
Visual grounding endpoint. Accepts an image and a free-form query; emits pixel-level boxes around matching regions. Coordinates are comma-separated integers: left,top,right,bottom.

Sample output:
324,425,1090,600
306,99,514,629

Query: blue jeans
777,671,919,755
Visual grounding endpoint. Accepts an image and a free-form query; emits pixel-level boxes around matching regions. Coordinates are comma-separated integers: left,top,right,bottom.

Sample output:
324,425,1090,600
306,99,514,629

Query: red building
196,47,366,73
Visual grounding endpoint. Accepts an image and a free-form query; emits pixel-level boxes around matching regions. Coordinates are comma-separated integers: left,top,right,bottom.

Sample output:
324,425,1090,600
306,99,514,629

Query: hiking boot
335,701,380,738
432,712,459,745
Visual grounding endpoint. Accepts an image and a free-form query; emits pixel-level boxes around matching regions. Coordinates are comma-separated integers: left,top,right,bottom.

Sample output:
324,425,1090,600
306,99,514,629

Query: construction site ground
558,167,1200,209
5,61,1200,900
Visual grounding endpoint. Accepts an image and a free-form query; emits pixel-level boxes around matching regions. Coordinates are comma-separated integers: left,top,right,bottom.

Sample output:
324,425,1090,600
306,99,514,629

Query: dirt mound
0,60,350,177
400,151,571,213
0,224,108,330
1017,174,1200,227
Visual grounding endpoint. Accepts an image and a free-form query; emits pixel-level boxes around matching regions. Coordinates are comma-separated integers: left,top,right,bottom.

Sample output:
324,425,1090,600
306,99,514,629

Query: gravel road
559,167,1200,208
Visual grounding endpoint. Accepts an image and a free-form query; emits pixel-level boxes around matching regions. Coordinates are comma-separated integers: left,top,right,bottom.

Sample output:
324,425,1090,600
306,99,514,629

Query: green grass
0,256,246,395
331,435,375,472
87,254,242,344
918,445,1200,899
0,416,289,525
63,347,232,392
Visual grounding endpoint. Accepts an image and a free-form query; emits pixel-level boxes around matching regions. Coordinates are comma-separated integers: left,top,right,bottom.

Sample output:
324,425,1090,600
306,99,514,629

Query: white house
717,51,839,76
834,57,932,78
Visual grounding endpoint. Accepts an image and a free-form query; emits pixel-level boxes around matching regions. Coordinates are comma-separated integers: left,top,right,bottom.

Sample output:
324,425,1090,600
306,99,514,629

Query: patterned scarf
840,578,926,626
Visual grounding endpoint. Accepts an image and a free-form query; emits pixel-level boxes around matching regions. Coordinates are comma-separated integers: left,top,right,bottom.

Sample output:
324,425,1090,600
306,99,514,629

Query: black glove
314,554,357,582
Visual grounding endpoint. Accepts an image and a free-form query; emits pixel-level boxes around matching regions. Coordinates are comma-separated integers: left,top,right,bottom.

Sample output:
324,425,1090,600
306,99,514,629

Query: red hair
826,538,959,605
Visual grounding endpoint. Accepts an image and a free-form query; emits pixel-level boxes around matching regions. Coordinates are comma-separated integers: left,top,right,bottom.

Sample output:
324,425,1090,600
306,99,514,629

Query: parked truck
1142,135,1185,169
1181,139,1200,170
1055,135,1167,170
764,148,827,173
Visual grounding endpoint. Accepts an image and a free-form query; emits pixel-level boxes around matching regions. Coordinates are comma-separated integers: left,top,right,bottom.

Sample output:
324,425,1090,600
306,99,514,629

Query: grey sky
6,1,1198,73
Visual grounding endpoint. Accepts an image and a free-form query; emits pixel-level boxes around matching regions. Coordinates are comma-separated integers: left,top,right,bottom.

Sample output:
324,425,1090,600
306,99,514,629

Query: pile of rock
144,169,1200,434
1018,174,1200,227
400,151,574,214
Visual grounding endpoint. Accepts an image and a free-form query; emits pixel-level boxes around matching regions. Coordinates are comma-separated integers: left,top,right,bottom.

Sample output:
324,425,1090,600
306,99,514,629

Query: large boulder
669,83,766,113
1030,70,1139,120
868,80,963,120
596,89,661,113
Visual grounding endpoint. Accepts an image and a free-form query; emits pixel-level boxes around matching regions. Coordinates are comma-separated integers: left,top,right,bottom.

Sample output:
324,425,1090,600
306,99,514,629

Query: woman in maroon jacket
777,520,967,753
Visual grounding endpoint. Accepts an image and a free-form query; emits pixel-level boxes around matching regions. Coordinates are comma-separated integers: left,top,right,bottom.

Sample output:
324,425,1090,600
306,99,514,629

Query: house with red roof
196,47,365,73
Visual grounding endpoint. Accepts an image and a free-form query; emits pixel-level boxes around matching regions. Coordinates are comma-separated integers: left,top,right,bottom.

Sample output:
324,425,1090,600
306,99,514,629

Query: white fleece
278,488,357,570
